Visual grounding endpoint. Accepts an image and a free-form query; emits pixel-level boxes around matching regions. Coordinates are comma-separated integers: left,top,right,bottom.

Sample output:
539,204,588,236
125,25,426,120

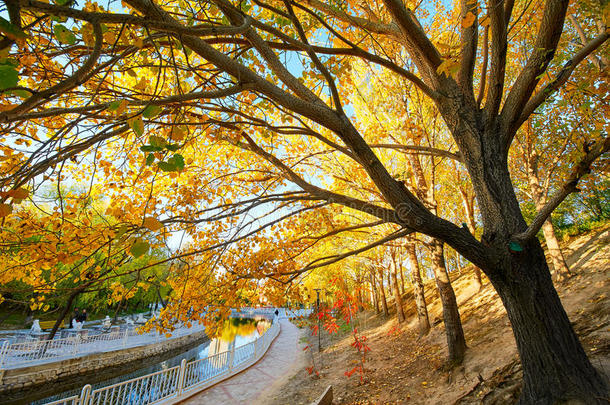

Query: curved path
178,318,304,404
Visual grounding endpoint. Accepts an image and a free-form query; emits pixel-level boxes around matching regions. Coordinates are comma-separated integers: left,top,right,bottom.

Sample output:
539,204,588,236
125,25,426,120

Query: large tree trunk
406,242,430,335
378,270,389,317
541,218,571,282
390,251,405,323
430,239,467,365
460,126,608,402
488,239,607,404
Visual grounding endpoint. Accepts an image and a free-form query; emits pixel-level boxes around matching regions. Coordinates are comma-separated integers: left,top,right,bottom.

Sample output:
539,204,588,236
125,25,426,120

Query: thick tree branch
485,0,508,120
458,0,478,98
382,0,442,68
18,0,253,37
477,25,489,108
501,0,570,141
299,0,399,36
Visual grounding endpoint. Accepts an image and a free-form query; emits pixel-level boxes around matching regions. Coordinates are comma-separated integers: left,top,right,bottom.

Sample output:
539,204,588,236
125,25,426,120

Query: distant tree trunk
430,240,467,365
541,218,571,282
454,250,462,275
390,250,405,323
113,297,125,323
459,187,483,290
406,242,430,335
370,272,380,313
525,144,571,282
356,283,364,312
378,270,389,316
48,289,80,340
399,260,406,295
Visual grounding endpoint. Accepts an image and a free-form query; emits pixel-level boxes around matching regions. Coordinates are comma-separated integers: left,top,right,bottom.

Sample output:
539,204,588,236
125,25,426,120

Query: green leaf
9,89,31,98
0,64,18,91
115,224,129,240
142,105,162,118
158,161,176,172
0,17,28,41
149,135,166,148
140,145,162,152
130,240,150,258
128,116,144,136
165,143,181,152
53,24,77,45
509,241,523,252
170,154,185,171
55,0,71,5
145,153,155,165
108,100,122,111
50,15,68,23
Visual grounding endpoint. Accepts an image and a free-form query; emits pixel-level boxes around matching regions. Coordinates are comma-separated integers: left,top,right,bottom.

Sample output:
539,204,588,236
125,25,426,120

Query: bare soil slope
265,225,610,404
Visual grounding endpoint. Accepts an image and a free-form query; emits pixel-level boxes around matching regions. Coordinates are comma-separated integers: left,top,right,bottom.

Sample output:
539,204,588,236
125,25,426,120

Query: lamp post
314,288,322,352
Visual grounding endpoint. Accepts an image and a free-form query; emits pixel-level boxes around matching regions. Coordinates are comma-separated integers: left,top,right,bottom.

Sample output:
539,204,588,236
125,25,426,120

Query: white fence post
0,340,9,368
177,358,186,396
79,383,91,405
228,343,235,372
122,329,128,348
72,335,80,355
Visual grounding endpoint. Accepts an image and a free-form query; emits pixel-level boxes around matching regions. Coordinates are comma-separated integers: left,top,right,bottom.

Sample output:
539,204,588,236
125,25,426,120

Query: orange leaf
461,12,476,28
143,216,164,231
0,203,12,217
8,187,28,200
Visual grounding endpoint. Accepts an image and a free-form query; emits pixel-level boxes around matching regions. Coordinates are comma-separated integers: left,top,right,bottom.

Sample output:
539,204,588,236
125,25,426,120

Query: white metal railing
42,315,281,405
0,323,205,370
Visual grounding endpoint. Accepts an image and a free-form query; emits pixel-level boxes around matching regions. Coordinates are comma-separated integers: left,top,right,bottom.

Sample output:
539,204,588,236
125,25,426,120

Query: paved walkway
179,318,304,404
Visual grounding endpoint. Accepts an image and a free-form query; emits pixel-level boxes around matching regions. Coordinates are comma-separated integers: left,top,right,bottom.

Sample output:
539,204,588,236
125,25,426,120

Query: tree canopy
0,0,608,402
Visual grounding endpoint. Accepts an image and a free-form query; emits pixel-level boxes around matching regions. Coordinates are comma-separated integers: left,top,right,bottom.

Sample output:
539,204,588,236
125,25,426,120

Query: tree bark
370,272,380,314
406,242,430,335
430,239,467,365
522,137,571,282
391,250,406,322
455,250,462,275
488,239,607,403
378,269,389,317
541,218,571,282
399,259,406,295
459,187,483,290
48,289,80,340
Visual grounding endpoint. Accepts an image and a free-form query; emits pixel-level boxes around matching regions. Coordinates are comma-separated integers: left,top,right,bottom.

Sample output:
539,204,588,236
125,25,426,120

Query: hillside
260,224,610,404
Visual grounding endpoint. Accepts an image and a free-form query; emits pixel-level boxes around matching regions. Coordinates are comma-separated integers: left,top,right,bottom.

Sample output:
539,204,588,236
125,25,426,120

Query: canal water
29,317,271,404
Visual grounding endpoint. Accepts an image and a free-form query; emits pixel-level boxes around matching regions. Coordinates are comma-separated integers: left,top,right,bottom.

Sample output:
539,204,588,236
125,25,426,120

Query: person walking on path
77,309,87,323
69,308,80,328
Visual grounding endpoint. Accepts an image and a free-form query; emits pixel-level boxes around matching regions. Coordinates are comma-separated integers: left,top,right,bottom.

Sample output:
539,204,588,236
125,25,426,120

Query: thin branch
514,31,609,132
370,143,463,162
0,21,103,121
513,136,610,242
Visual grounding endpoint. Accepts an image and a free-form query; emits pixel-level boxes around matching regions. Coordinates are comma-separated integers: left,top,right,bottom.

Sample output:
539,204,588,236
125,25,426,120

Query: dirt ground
264,225,610,405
